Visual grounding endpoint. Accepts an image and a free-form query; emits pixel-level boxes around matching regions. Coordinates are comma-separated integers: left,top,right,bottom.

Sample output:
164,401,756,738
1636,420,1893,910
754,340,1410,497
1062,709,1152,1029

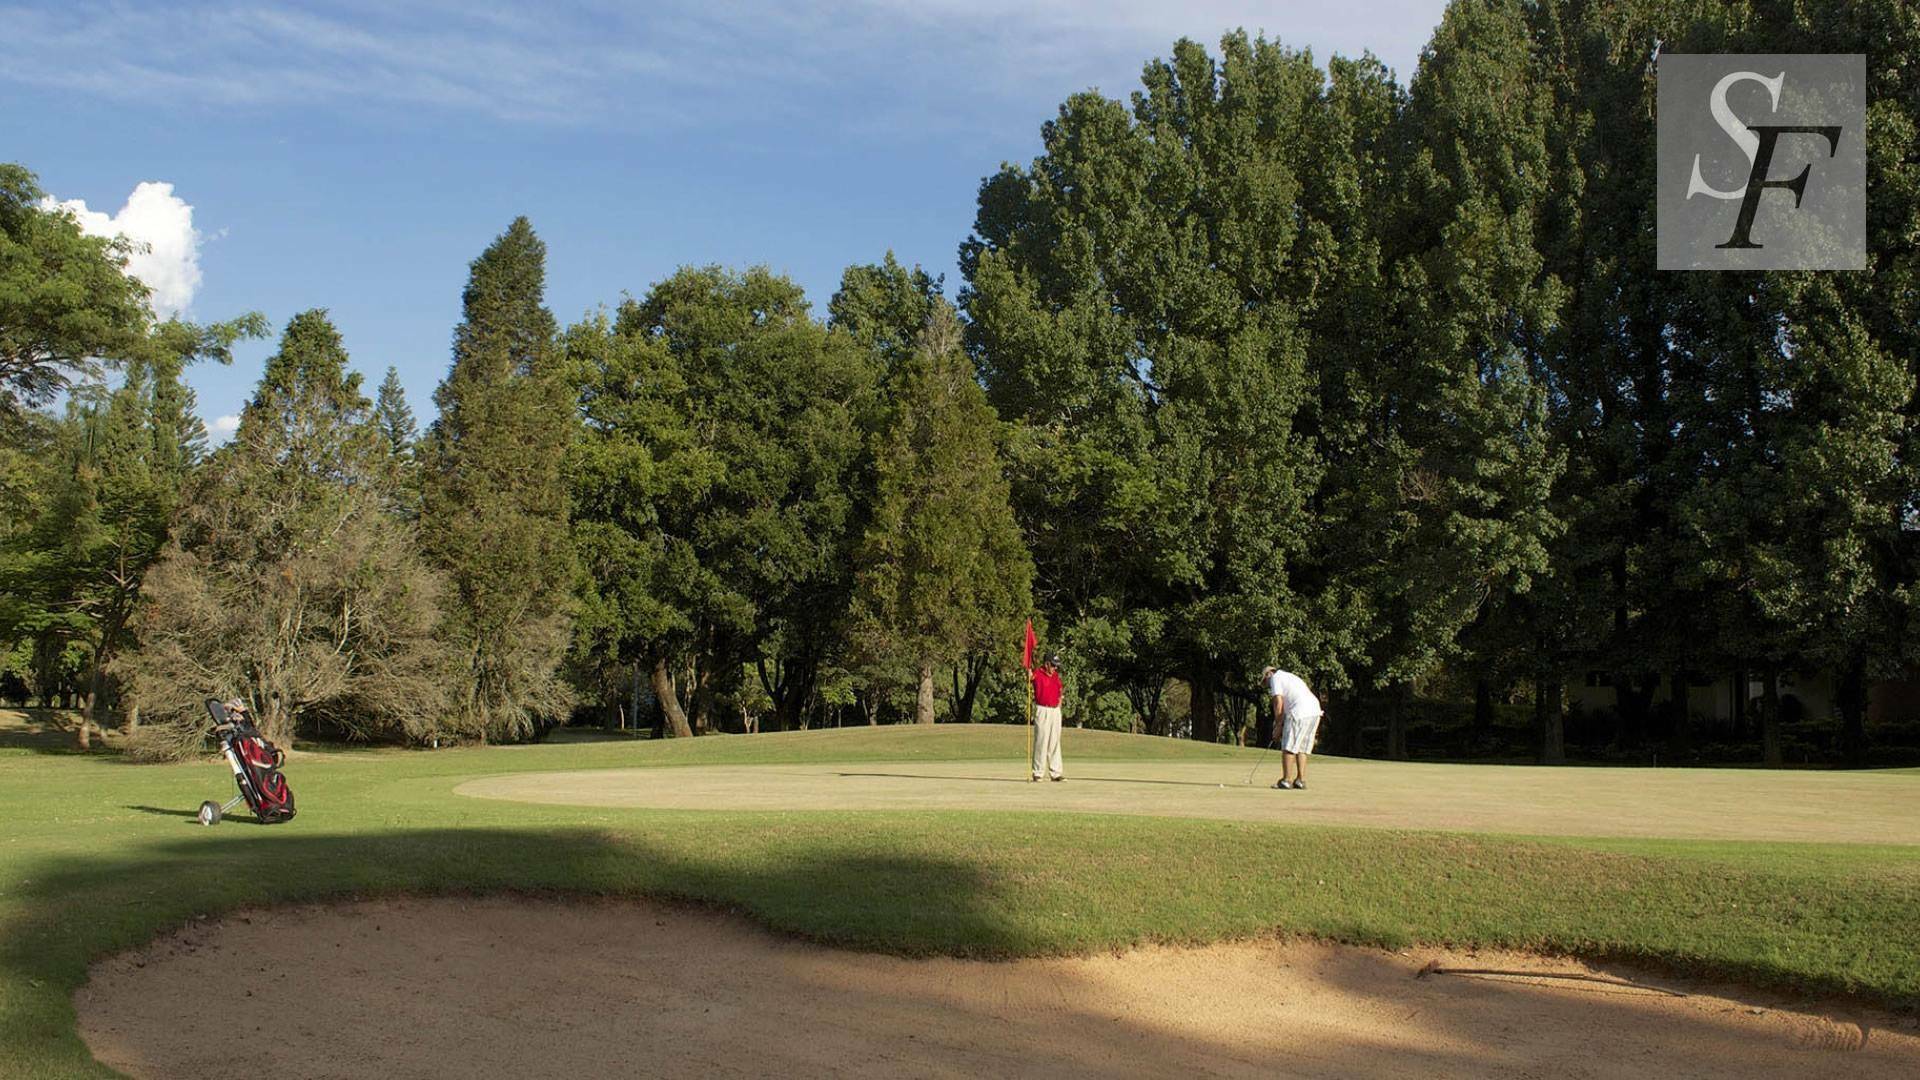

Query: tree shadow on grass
0,708,118,756
9,826,1918,1078
0,827,1638,1080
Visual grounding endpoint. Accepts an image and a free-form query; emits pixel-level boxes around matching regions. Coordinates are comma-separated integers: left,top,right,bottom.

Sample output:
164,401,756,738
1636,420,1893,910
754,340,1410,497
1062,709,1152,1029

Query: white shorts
1280,711,1321,755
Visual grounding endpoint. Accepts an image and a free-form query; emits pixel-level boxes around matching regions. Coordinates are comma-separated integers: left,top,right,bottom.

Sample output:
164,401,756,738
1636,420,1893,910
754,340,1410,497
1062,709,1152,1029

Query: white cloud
210,414,242,441
45,182,204,320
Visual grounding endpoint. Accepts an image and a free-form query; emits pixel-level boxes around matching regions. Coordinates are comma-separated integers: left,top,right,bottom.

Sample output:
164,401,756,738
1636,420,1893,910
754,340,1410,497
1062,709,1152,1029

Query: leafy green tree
37,373,174,746
850,304,1032,724
115,310,457,755
829,252,945,377
566,308,702,738
1659,1,1917,765
0,164,152,419
1346,0,1565,757
0,312,263,747
420,219,577,741
1504,0,1917,768
569,267,874,735
965,34,1356,740
1284,51,1409,751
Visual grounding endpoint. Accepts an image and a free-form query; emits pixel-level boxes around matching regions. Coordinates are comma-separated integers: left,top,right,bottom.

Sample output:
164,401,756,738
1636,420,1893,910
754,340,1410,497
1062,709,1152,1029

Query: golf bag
198,698,297,825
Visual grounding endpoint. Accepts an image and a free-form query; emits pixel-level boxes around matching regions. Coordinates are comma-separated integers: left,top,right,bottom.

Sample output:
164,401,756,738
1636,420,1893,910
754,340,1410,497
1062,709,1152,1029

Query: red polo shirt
1032,667,1063,708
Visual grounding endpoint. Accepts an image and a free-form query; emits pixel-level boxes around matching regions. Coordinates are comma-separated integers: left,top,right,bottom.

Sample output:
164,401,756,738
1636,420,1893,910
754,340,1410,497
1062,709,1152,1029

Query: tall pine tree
850,304,1032,724
373,366,418,457
372,366,420,516
420,219,577,742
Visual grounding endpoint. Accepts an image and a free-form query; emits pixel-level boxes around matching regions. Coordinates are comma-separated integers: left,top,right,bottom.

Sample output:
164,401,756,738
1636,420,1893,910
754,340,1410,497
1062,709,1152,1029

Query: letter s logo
1687,70,1785,201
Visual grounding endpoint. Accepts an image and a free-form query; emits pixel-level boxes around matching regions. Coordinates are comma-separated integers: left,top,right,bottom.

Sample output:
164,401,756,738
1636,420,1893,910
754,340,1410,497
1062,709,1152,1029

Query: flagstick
1022,619,1036,779
1027,673,1035,772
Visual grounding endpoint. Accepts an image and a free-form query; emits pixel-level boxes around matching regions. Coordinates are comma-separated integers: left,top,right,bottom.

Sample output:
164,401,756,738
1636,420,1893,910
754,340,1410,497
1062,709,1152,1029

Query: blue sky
5,1,1448,435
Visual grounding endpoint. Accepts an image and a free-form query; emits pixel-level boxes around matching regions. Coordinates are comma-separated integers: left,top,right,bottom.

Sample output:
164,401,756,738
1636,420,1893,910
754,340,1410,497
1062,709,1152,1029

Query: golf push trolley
197,697,297,826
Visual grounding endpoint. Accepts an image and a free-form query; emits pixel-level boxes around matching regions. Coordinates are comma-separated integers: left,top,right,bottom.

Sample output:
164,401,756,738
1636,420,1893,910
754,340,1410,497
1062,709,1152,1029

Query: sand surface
78,896,1920,1079
456,759,1920,843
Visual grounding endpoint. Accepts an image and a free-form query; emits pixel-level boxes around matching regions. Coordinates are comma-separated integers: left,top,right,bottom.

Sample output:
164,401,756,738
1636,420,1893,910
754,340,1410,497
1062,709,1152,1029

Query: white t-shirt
1267,670,1321,720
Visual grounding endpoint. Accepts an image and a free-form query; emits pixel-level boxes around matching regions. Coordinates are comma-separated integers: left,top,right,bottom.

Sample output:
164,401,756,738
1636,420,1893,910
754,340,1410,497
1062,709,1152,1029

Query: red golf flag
1021,619,1036,672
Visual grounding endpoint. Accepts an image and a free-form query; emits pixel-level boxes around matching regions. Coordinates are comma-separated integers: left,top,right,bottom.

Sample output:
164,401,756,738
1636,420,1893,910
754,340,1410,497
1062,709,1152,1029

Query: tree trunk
651,656,694,738
1613,675,1654,749
1189,671,1218,743
762,655,818,734
261,701,293,747
1129,679,1168,737
1386,682,1409,761
775,666,816,733
1667,670,1690,745
915,661,936,724
630,660,643,733
689,655,712,735
1837,659,1867,767
1536,678,1565,764
1253,692,1276,750
75,647,107,750
1760,666,1782,767
1472,678,1492,743
1731,667,1748,738
952,654,984,724
1327,688,1361,756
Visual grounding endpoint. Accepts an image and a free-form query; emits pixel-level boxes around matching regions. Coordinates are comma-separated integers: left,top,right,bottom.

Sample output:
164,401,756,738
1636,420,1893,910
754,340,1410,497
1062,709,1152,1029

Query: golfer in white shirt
1262,666,1323,790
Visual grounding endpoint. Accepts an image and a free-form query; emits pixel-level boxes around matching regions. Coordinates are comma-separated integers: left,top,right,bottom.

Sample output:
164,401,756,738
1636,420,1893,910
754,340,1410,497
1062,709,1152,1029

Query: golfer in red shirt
1030,653,1066,781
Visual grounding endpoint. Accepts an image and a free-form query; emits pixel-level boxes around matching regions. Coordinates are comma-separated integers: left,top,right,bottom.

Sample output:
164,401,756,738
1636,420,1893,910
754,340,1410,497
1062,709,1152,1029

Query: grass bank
3,719,1916,1077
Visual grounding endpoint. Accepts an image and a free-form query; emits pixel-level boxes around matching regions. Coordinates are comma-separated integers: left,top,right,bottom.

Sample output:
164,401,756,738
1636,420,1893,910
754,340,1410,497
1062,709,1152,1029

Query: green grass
4,722,1918,1078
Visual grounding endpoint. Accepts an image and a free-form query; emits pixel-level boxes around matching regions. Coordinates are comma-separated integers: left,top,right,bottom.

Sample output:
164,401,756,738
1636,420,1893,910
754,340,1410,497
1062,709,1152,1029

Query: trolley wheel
197,800,222,826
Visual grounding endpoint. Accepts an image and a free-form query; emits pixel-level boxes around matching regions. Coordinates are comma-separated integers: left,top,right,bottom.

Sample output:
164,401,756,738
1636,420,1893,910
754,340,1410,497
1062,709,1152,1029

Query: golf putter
1245,737,1278,786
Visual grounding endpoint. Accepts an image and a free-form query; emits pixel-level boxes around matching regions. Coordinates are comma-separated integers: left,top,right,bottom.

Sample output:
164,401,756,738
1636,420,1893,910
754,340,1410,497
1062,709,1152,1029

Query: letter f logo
1686,70,1842,249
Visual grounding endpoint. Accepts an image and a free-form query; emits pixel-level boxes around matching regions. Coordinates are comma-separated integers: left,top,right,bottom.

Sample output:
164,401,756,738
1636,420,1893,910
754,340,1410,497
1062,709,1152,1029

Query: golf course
9,0,1920,1074
5,712,1918,1078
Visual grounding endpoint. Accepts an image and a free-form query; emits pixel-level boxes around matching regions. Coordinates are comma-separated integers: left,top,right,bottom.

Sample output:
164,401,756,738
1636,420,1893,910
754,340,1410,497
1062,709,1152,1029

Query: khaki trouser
1032,704,1064,779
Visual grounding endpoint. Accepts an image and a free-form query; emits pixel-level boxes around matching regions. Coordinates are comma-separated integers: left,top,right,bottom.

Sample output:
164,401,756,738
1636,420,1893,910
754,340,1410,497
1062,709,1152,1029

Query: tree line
3,0,1916,765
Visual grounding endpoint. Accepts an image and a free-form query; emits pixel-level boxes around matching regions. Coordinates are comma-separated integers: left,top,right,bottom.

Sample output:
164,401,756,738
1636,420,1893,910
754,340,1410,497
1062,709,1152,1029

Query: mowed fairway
459,755,1920,844
4,717,1919,1078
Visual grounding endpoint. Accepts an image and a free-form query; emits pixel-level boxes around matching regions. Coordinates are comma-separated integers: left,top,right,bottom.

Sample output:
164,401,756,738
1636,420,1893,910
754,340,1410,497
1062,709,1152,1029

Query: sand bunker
456,760,1920,844
79,896,1919,1079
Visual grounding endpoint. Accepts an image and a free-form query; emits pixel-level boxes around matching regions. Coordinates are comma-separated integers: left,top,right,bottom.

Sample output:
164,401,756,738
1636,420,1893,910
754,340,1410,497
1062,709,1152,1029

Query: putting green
457,756,1920,844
